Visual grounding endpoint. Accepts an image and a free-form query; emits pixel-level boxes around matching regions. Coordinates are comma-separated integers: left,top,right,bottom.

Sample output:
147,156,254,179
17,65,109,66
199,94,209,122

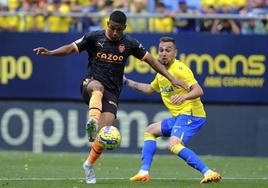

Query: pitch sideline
0,177,267,181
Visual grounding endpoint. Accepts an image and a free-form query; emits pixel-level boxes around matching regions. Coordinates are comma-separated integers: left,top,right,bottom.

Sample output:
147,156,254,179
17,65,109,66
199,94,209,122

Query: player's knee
168,136,182,152
145,125,154,134
168,142,176,152
87,80,104,93
143,125,158,141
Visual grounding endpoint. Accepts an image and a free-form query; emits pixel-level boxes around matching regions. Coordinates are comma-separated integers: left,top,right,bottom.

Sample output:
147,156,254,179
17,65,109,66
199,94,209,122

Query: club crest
118,44,125,53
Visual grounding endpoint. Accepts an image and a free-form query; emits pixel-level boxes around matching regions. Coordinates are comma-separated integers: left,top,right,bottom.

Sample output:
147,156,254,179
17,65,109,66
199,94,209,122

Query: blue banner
0,33,267,103
1,101,268,156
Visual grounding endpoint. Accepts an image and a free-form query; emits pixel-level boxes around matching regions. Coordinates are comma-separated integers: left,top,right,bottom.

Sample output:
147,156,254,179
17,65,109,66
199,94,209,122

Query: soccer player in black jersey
33,10,188,184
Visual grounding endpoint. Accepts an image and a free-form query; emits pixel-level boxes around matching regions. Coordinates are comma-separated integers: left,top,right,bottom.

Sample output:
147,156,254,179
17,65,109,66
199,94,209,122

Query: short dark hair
109,10,127,24
160,37,176,46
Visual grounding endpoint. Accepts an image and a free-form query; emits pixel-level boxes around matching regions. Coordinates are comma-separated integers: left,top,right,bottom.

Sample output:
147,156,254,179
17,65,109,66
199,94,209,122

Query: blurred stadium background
0,0,268,187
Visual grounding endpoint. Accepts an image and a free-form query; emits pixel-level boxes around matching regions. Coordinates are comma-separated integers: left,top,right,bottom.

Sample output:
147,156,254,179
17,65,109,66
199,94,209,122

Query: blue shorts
161,114,206,144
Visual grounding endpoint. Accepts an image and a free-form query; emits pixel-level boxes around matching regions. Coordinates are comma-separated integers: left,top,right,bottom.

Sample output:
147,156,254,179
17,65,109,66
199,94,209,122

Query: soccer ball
98,125,121,150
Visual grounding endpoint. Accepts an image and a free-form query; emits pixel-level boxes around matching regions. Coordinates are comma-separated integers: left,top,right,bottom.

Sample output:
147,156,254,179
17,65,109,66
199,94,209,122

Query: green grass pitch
0,151,268,188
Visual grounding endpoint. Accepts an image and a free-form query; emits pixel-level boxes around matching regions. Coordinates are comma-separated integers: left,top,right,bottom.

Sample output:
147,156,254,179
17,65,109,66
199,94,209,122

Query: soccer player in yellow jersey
125,37,221,184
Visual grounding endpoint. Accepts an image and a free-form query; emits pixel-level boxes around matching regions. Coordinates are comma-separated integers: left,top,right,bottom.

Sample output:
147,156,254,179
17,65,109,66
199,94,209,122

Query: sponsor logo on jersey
96,52,124,63
160,86,174,93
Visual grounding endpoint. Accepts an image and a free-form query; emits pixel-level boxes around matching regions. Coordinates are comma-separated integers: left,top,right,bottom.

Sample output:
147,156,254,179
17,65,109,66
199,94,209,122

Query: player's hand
170,94,187,104
33,47,51,55
171,79,189,90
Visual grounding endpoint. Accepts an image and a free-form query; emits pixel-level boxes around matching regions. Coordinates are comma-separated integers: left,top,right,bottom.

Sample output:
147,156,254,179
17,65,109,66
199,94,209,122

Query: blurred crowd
0,0,268,34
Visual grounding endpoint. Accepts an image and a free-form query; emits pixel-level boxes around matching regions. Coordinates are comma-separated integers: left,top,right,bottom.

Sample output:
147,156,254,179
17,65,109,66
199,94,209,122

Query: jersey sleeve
130,39,147,60
73,32,95,52
150,75,160,93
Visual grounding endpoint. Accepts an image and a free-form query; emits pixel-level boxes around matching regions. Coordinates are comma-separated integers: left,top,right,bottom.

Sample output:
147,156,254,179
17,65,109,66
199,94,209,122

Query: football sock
141,132,156,171
139,169,149,175
87,137,104,165
171,144,209,175
89,90,103,124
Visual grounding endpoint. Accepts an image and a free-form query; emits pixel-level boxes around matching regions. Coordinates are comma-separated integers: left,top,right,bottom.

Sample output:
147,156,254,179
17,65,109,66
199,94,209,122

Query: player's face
106,20,126,41
158,42,177,66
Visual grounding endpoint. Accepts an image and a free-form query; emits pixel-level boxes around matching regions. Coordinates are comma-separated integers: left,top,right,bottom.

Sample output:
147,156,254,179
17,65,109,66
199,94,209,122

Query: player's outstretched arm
143,53,189,90
33,43,76,56
124,76,154,95
170,83,204,104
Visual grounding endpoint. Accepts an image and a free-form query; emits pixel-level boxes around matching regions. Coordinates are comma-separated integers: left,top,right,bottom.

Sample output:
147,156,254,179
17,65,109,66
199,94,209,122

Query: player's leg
129,121,163,181
169,115,221,184
88,112,116,165
83,91,118,184
81,78,104,142
86,90,118,164
87,80,104,124
83,112,116,184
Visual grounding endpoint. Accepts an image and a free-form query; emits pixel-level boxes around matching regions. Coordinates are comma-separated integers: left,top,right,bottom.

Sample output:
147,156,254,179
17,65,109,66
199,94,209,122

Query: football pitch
0,151,267,188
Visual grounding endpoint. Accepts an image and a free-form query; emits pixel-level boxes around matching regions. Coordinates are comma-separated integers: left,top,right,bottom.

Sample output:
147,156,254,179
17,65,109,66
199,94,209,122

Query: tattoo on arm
130,80,149,93
133,83,140,91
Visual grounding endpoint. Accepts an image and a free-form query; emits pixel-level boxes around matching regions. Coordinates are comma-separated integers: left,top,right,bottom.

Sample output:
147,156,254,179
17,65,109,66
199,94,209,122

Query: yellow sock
87,138,104,165
88,90,103,124
170,144,185,155
144,132,156,141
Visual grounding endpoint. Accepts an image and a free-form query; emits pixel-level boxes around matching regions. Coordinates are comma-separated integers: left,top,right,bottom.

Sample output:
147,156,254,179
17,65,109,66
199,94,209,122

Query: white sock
204,169,213,176
139,170,149,175
84,160,92,167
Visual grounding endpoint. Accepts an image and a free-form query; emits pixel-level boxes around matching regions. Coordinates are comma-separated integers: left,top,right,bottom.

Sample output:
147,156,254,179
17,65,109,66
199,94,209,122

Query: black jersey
74,30,147,98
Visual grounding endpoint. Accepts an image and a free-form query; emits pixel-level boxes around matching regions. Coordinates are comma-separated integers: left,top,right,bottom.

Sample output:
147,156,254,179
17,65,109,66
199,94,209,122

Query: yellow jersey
149,17,174,33
47,4,72,32
150,60,206,117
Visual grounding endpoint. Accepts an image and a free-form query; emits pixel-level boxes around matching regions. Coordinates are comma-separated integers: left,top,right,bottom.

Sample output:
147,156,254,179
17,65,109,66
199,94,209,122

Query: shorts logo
83,78,90,86
173,125,181,133
108,101,117,107
118,44,125,53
